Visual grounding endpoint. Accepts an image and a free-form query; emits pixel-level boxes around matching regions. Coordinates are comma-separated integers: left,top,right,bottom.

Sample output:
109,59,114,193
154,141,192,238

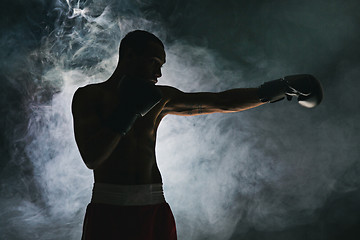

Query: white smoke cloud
1,0,360,240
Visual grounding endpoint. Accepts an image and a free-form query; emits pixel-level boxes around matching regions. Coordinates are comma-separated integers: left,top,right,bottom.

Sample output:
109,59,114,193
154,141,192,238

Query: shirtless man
72,30,323,240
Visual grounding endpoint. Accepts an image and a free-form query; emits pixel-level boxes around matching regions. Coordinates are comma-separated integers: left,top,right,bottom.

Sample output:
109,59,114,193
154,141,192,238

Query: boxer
72,30,323,240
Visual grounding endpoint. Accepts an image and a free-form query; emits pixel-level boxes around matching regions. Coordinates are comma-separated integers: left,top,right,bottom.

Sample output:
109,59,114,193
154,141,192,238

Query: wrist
258,78,288,103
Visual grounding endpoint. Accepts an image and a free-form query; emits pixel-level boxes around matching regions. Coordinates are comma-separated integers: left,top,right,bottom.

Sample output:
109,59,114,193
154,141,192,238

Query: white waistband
91,183,165,206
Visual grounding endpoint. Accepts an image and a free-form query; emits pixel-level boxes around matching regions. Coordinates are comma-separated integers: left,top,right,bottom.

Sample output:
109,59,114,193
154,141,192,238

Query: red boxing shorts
81,183,177,240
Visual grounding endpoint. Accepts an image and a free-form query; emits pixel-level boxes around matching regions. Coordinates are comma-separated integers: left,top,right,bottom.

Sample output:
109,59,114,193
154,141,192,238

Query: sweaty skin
71,42,265,185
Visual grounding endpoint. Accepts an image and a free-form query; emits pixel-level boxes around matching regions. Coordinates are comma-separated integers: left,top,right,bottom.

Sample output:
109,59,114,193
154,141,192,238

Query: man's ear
123,47,137,61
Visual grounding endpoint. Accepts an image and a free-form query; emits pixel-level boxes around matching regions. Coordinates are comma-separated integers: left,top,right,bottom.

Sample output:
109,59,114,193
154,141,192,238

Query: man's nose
154,68,162,78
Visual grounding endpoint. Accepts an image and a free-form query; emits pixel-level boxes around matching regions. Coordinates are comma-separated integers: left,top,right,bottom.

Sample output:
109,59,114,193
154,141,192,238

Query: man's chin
127,75,157,85
149,79,158,84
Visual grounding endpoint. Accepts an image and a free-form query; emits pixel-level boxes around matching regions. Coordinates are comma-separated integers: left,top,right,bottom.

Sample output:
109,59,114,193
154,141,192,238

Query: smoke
1,0,360,239
156,1,360,239
0,0,152,239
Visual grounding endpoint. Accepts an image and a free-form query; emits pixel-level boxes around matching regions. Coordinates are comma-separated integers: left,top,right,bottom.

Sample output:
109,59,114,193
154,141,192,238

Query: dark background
1,0,359,239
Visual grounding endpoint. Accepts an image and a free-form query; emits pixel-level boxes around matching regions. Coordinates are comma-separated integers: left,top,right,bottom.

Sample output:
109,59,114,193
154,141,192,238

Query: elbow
84,158,104,170
84,160,97,170
75,135,120,170
80,152,105,170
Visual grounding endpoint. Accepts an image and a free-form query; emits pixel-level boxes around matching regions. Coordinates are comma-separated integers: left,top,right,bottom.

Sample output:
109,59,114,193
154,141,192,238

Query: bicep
71,89,103,150
162,88,225,116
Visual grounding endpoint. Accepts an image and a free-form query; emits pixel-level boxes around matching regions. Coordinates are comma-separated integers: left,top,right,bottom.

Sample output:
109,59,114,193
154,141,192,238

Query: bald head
119,30,164,62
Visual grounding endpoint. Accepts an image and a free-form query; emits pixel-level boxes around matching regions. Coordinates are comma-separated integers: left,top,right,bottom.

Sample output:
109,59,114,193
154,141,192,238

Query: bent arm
72,88,122,169
162,86,266,116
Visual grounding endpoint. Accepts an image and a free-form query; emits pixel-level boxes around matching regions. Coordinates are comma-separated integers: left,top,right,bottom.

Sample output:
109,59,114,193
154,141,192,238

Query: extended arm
161,74,323,116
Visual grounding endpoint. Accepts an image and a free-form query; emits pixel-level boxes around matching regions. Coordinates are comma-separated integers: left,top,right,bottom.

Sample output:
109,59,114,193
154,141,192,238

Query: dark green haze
1,0,359,239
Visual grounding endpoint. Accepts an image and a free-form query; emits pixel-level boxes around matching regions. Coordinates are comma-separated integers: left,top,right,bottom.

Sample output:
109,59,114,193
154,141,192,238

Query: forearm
76,129,122,169
218,88,266,112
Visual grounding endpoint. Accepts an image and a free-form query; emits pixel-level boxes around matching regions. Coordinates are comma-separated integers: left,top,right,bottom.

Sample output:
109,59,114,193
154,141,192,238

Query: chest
99,90,165,136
